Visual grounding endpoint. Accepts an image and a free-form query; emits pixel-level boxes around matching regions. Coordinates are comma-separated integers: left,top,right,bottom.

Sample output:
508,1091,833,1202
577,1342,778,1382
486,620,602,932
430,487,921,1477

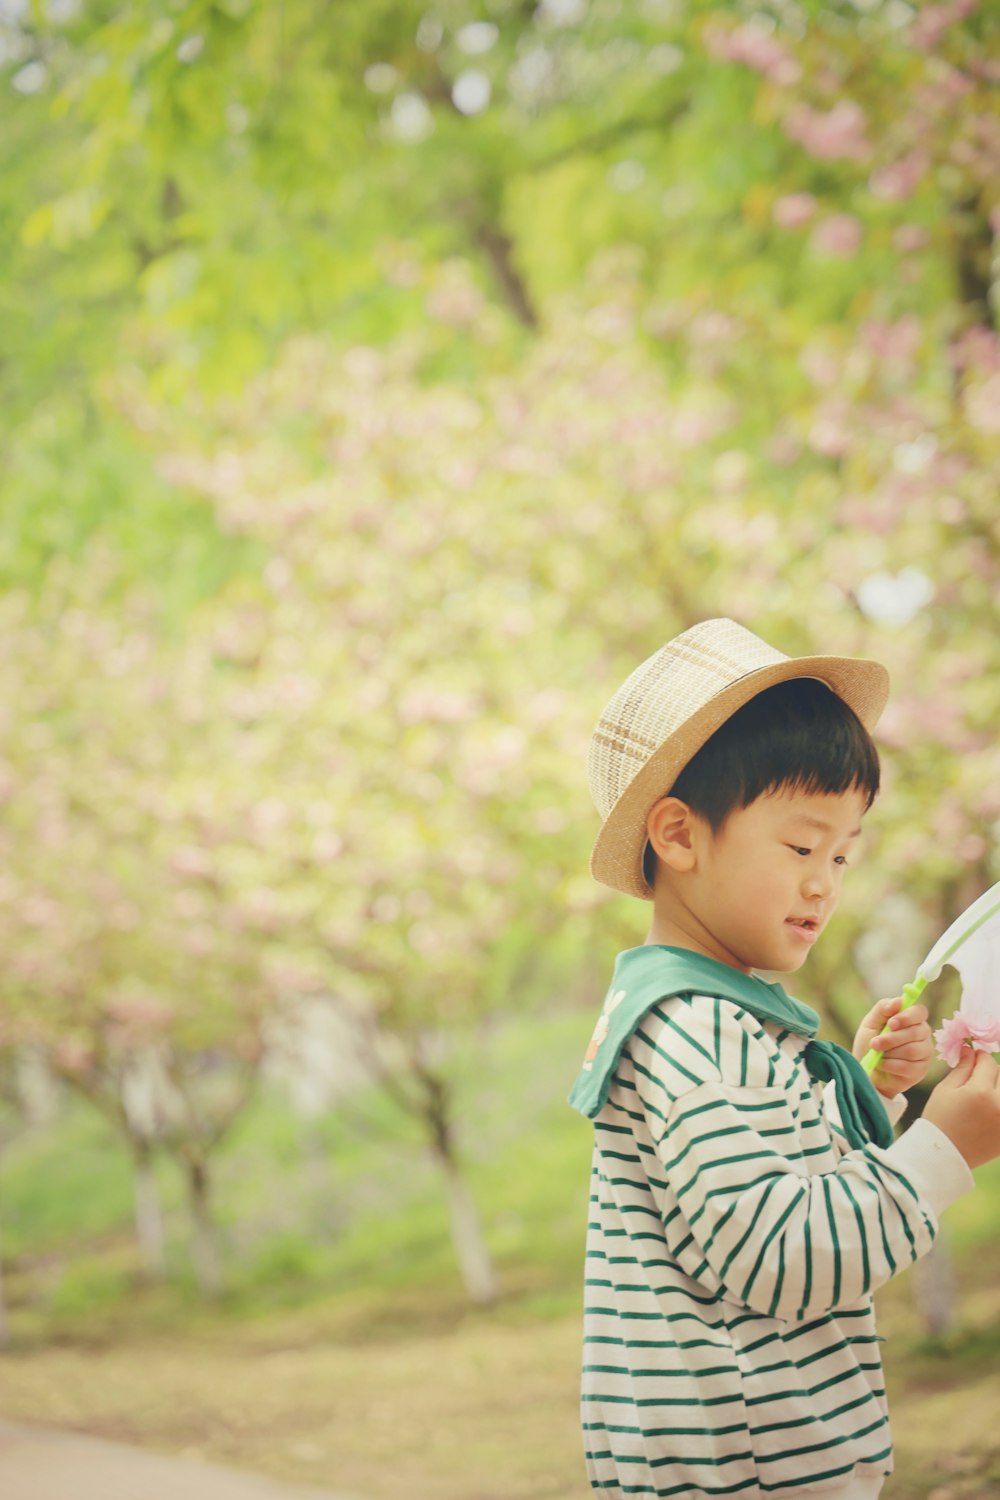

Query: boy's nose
802,871,833,900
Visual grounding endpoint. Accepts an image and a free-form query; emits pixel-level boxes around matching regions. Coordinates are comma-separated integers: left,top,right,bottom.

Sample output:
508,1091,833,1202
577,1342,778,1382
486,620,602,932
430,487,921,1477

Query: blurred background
0,1,999,1496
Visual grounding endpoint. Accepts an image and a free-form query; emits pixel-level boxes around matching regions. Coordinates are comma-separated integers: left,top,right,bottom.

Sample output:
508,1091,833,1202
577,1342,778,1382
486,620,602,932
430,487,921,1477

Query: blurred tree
0,571,272,1295
0,1036,20,1348
2,0,999,1316
5,0,996,392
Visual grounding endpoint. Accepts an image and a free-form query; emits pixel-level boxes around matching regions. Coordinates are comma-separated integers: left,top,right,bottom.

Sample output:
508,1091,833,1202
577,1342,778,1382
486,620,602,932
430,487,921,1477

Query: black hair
642,678,881,889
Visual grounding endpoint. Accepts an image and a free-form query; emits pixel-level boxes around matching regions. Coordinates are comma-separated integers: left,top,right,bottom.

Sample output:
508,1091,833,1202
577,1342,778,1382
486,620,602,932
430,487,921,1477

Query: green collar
568,945,892,1151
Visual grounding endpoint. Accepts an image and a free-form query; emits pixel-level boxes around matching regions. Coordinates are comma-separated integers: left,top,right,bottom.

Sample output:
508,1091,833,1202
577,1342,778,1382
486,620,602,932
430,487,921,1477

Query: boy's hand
924,1048,1000,1169
853,996,934,1098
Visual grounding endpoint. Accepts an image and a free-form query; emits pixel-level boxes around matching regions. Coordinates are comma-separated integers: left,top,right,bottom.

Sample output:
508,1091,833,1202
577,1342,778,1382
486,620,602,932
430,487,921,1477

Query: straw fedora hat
588,617,890,901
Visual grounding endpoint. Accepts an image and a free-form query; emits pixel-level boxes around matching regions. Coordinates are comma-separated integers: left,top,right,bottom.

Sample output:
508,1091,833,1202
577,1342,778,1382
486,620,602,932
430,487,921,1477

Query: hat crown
588,618,787,818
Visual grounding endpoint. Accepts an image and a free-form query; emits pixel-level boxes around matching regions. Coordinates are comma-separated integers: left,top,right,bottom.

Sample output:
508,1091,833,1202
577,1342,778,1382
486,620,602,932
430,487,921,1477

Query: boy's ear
646,796,699,873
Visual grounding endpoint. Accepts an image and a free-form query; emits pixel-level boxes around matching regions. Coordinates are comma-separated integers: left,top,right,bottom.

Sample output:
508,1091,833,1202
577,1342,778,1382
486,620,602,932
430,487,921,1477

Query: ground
0,1241,999,1500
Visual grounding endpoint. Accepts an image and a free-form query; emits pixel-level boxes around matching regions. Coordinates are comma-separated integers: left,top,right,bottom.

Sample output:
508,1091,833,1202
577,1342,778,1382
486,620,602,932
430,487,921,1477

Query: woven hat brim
590,655,890,902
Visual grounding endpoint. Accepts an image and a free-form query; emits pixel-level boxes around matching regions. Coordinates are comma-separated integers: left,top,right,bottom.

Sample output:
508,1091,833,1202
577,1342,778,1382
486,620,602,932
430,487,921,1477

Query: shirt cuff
877,1090,908,1128
883,1116,976,1219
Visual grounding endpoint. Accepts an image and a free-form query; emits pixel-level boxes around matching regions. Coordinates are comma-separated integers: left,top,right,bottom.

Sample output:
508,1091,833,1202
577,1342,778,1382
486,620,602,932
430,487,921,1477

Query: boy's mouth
786,916,820,942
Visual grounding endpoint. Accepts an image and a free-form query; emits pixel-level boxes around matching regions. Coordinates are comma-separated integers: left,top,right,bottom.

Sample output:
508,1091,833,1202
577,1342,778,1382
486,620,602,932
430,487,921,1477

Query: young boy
569,617,1000,1499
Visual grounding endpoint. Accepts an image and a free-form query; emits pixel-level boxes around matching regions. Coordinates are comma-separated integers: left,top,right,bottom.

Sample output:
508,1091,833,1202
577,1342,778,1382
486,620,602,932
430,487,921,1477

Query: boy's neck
644,911,752,975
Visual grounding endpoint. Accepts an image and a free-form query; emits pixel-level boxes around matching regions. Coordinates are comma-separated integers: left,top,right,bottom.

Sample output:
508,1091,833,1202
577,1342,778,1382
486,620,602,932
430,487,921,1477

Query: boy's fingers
870,1035,931,1056
882,1036,932,1055
948,1047,986,1085
887,1004,928,1031
863,997,900,1030
875,1053,924,1071
968,1050,1000,1088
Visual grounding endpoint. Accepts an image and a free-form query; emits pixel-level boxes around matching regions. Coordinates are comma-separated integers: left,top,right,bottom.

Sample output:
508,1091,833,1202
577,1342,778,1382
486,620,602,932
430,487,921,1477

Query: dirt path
0,1419,368,1500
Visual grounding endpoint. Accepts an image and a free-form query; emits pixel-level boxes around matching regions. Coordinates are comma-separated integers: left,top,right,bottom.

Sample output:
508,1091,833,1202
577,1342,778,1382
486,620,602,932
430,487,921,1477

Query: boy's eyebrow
791,816,863,839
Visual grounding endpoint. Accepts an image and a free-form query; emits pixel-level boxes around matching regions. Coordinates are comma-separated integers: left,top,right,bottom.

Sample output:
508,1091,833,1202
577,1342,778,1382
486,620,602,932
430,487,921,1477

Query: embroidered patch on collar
581,987,626,1071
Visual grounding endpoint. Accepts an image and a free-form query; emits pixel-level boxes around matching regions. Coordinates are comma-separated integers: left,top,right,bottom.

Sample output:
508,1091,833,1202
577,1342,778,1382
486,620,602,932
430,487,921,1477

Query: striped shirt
579,990,966,1498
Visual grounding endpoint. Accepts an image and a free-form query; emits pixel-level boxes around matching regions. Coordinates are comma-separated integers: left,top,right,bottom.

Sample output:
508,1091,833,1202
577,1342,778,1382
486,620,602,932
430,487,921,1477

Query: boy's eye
788,845,850,867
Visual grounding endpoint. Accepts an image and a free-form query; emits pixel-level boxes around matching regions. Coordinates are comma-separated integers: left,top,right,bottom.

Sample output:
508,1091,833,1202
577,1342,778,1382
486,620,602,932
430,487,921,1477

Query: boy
569,618,1000,1499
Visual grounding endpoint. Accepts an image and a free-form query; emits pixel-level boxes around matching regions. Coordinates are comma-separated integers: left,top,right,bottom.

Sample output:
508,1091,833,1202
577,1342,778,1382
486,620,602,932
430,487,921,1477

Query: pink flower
773,192,817,230
785,101,871,163
809,213,863,259
869,149,930,203
860,315,922,369
912,0,977,52
892,225,930,254
706,21,802,85
934,1007,1000,1068
964,373,1000,435
950,326,1000,374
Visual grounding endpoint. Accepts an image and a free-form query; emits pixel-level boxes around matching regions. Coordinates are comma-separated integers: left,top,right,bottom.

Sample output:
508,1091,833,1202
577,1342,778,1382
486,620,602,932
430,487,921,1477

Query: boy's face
664,784,868,976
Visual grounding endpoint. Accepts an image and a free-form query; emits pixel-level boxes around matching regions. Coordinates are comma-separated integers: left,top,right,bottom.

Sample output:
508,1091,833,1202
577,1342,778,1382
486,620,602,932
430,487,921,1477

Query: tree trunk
474,222,539,330
914,1231,956,1339
952,192,995,333
184,1153,222,1299
432,1143,499,1305
0,1196,8,1349
131,1140,167,1281
411,1057,499,1304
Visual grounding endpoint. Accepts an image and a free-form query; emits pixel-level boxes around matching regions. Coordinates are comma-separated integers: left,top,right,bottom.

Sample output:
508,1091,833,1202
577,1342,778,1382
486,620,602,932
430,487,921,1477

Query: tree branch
531,99,691,174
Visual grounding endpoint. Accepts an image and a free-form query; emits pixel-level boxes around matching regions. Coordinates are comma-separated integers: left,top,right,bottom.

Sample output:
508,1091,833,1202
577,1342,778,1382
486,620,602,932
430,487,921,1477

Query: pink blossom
916,66,974,114
964,373,1000,435
934,1007,1000,1068
837,495,903,536
52,1039,97,1077
860,315,922,369
785,101,871,163
810,213,863,259
171,844,215,880
799,343,840,387
892,225,930,254
104,994,175,1042
772,192,817,230
706,21,802,85
937,495,966,524
766,431,801,466
670,404,731,447
689,310,740,344
869,699,910,749
912,0,977,52
397,688,480,725
807,401,853,457
869,150,930,203
950,327,1000,375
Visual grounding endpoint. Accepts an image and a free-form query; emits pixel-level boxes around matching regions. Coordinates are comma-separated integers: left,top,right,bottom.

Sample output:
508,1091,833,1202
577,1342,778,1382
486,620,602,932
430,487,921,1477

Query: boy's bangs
668,678,881,835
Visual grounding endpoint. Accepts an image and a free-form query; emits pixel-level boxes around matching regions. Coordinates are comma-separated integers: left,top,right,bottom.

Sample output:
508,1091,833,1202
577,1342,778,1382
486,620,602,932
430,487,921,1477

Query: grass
0,1007,999,1498
0,1006,592,1340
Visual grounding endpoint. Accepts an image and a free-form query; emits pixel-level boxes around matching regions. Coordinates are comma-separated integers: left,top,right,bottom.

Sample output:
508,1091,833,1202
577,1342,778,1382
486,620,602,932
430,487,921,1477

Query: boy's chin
755,949,809,977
